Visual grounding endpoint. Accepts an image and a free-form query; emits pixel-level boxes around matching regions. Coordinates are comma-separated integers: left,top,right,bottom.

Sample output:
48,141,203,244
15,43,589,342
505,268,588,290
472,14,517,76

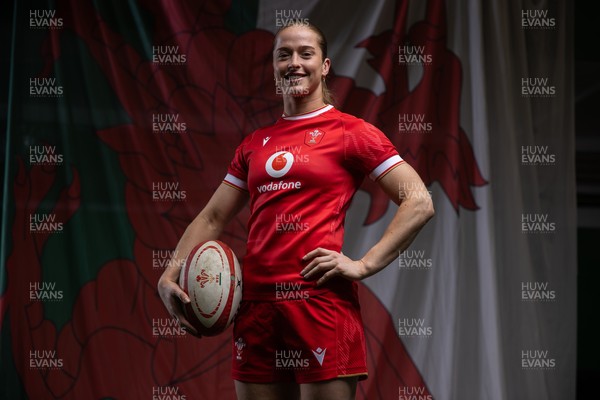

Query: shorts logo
305,129,325,146
312,347,326,366
265,151,294,178
235,337,246,361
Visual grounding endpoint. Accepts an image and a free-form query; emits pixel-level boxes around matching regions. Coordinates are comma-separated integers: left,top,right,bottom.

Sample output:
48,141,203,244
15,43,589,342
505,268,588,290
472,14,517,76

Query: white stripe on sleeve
368,155,403,180
224,173,248,190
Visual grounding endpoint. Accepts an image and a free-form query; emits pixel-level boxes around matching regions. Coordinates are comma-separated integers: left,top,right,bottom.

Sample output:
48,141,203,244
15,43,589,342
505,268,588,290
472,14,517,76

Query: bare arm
301,162,434,285
157,183,248,335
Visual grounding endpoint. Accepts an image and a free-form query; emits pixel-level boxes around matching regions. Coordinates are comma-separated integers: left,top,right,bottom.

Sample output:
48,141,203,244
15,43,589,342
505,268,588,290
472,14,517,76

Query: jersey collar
282,105,334,121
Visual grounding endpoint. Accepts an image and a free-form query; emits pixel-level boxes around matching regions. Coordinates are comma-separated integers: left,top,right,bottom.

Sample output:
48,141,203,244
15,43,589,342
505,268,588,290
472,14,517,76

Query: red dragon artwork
2,0,485,398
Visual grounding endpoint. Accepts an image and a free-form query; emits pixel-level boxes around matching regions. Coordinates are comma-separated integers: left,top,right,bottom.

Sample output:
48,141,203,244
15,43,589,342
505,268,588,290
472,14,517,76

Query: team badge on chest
304,129,325,146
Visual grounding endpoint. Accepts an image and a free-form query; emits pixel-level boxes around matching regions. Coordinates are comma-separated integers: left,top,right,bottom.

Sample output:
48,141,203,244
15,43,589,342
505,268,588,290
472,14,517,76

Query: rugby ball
179,240,242,336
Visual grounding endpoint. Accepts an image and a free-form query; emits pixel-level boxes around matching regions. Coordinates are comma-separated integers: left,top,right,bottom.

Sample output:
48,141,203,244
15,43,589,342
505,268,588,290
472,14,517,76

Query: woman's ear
322,57,331,77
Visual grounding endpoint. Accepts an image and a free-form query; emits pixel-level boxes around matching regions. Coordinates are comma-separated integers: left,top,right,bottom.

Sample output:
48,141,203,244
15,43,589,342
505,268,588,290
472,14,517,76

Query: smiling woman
273,23,334,106
157,21,434,400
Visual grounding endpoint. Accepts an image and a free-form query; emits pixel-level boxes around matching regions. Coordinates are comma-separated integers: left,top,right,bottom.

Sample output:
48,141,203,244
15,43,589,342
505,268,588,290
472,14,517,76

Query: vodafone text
257,181,302,193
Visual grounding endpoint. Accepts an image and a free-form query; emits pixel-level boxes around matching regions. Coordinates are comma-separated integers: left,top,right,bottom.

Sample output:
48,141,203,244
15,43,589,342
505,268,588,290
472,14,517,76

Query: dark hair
274,21,334,105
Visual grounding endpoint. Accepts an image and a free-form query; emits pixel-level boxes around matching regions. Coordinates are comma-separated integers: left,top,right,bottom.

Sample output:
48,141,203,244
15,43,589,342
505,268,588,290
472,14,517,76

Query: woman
158,21,434,400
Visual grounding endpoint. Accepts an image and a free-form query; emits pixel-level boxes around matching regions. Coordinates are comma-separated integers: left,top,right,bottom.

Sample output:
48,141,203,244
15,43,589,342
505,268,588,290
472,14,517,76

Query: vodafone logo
265,151,294,178
257,151,301,193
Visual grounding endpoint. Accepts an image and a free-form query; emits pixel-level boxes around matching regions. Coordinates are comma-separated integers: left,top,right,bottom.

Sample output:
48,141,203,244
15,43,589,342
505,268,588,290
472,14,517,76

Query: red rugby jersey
224,105,402,301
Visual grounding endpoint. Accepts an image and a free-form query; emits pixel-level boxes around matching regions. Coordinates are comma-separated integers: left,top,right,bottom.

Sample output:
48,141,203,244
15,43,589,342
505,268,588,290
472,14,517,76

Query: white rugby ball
179,240,242,336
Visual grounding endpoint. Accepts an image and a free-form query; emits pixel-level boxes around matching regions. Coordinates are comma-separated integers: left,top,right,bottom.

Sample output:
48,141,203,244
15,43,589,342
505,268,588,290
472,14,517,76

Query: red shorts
231,288,368,383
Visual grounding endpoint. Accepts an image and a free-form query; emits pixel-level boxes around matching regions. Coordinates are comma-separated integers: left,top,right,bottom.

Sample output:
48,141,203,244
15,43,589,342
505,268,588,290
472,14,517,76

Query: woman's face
273,25,330,99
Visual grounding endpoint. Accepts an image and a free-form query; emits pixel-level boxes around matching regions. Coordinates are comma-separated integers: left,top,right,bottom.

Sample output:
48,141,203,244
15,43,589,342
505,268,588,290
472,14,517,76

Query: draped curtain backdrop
1,0,575,399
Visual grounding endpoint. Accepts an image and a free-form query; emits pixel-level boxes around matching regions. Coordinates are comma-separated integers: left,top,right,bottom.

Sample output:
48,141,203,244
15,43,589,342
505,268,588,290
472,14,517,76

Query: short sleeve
223,135,251,191
344,120,403,181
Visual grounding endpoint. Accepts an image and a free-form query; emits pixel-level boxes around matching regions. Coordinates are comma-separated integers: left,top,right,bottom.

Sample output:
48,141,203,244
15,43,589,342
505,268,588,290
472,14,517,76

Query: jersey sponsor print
224,106,403,300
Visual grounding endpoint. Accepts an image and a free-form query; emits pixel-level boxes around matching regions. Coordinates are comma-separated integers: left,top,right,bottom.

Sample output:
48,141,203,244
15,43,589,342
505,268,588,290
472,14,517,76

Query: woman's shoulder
326,108,380,132
235,118,281,148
